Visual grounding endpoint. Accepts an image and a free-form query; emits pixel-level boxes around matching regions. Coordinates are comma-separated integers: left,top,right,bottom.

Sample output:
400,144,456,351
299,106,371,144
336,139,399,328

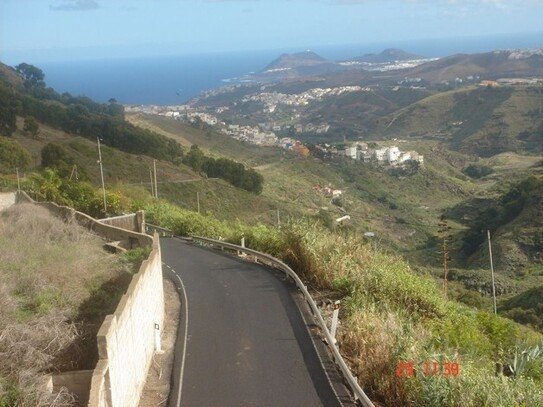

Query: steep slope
406,49,543,83
377,85,543,156
0,62,23,86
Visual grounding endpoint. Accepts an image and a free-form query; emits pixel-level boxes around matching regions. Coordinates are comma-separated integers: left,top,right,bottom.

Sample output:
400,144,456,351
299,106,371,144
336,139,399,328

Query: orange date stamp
396,361,460,378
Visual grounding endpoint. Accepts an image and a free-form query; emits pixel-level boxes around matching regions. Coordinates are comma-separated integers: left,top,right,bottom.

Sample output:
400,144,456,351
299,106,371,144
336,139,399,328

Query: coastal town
125,102,424,168
123,47,542,169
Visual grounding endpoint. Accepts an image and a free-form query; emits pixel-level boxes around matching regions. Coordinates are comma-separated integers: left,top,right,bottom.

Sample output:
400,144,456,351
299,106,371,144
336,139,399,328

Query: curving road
161,237,352,407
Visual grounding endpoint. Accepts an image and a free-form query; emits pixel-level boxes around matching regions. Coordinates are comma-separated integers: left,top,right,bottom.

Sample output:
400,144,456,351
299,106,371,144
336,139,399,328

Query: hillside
408,49,543,83
261,48,543,90
0,203,134,405
376,85,543,155
0,62,23,86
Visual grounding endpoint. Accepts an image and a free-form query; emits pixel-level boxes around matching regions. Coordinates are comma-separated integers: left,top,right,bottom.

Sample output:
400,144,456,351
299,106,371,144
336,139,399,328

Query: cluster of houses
124,104,192,115
317,142,424,165
479,78,543,87
221,124,310,155
241,86,369,112
222,124,277,146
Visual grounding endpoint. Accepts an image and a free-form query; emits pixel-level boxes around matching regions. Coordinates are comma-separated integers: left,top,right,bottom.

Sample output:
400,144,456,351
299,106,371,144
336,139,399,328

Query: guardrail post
330,300,340,344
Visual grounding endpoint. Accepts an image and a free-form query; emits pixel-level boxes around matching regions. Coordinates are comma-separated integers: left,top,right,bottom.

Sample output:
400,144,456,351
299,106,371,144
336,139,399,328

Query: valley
1,46,543,406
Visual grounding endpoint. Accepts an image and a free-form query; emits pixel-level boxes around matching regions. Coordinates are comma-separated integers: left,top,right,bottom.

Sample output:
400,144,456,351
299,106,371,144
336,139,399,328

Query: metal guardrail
145,223,175,237
191,235,374,407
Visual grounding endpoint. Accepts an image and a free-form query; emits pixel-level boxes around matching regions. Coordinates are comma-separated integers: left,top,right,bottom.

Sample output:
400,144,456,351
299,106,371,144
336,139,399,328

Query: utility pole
197,192,200,214
438,215,452,300
16,168,20,192
153,159,158,199
488,230,498,315
97,138,107,215
149,168,154,197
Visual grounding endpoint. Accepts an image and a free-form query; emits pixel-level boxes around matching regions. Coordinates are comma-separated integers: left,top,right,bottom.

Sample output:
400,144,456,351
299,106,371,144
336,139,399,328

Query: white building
386,146,401,163
358,150,372,162
345,146,358,159
373,148,388,161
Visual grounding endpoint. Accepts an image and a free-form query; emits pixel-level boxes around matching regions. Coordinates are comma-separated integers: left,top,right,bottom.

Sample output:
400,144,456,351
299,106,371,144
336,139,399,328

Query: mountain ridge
351,48,425,63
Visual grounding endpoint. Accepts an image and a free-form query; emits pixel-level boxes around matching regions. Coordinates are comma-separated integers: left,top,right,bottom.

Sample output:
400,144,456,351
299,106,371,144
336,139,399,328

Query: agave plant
510,340,543,379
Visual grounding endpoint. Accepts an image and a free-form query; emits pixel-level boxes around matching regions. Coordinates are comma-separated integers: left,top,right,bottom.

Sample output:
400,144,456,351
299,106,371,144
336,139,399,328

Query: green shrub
0,137,32,173
122,246,151,271
0,379,19,407
463,164,494,179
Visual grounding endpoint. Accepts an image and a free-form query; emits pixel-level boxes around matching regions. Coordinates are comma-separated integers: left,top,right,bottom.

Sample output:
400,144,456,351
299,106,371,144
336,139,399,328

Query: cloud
49,0,99,11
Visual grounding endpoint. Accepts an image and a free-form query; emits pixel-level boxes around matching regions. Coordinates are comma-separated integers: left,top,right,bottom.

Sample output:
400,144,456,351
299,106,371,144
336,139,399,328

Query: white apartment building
373,148,388,161
386,146,401,163
345,146,358,159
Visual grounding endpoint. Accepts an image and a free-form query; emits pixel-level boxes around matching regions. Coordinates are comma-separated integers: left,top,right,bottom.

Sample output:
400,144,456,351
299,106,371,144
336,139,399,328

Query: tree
183,145,206,172
107,98,124,118
23,116,40,138
28,168,65,202
40,143,80,178
15,63,45,88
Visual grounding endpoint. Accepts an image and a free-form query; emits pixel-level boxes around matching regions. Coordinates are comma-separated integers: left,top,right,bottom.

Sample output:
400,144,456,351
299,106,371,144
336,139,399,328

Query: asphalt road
161,237,346,407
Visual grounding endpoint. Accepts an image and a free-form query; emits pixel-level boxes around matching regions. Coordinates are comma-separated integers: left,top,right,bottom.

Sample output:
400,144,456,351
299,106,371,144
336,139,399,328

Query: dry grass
0,203,129,406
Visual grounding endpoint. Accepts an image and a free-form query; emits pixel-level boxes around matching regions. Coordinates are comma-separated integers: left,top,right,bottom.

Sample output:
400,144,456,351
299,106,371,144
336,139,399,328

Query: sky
1,0,543,65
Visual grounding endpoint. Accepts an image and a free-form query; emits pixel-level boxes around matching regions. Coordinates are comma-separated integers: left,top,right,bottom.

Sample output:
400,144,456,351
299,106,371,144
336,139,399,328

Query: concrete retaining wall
16,192,151,248
99,212,145,234
89,235,164,407
52,371,94,405
15,192,164,407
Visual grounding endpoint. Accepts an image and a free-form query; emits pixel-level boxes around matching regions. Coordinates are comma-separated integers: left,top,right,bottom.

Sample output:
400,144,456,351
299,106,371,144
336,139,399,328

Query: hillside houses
241,86,369,109
318,142,423,166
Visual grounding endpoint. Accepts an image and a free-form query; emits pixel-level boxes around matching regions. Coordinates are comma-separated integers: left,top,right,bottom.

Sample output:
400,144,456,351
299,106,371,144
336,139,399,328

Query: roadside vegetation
139,198,543,406
0,204,133,406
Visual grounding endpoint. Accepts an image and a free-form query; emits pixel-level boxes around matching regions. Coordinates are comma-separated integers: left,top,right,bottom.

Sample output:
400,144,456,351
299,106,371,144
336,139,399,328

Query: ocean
39,33,543,106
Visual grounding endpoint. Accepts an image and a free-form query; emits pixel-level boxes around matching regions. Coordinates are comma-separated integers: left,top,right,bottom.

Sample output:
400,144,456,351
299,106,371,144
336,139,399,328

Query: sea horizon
32,32,543,106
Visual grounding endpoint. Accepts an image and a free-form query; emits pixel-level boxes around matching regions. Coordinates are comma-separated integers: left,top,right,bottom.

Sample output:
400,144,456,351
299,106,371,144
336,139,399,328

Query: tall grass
0,204,129,406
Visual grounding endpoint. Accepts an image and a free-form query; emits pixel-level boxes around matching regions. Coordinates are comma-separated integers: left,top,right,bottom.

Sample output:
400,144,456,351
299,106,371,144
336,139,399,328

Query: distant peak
353,48,426,63
262,51,329,72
